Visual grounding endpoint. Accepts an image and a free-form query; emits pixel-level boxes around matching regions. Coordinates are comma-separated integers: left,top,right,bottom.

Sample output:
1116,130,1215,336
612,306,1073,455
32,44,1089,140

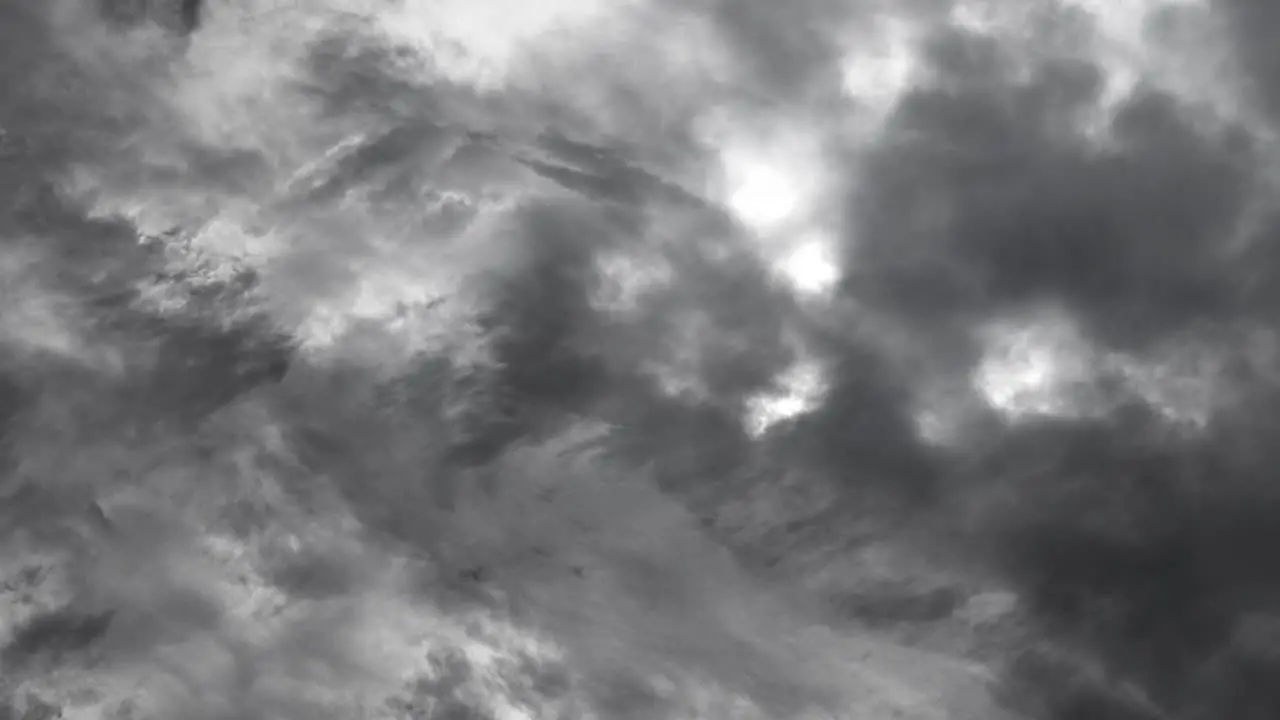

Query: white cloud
374,0,634,90
702,115,830,235
727,160,802,230
840,13,920,121
973,309,1100,419
745,358,827,436
776,236,840,297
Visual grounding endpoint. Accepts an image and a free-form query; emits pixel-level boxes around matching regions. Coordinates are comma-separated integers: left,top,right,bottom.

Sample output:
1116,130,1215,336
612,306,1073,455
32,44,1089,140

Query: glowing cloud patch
777,238,840,296
974,311,1099,419
707,120,828,235
840,14,919,119
727,161,801,230
745,359,827,436
376,0,624,89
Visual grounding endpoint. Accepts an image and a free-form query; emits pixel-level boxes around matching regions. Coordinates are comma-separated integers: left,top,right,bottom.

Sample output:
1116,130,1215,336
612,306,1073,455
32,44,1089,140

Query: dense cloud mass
3,0,1280,718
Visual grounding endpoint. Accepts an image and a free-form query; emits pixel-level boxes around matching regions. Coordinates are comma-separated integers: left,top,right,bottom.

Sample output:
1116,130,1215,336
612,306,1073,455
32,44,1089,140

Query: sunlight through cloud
777,237,840,297
974,311,1099,419
727,161,801,230
707,119,828,236
745,359,827,436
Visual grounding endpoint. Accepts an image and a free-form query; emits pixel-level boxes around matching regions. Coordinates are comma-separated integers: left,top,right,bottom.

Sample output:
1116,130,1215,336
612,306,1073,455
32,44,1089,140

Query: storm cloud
6,0,1280,718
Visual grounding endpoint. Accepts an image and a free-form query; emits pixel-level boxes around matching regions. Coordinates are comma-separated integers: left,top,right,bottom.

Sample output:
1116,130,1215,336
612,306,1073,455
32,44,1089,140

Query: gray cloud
1217,0,1280,124
12,1,1280,717
844,26,1263,356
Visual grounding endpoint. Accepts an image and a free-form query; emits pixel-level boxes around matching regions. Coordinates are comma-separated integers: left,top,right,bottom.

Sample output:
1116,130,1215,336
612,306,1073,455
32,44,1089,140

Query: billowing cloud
9,0,1280,718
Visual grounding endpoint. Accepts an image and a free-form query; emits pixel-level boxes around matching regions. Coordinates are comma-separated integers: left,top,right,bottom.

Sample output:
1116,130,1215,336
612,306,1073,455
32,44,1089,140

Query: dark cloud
2,607,115,670
457,198,619,463
451,190,801,476
977,394,1280,716
518,131,717,212
781,342,937,500
702,0,852,100
844,26,1262,357
98,0,202,35
802,12,1280,717
1217,0,1280,125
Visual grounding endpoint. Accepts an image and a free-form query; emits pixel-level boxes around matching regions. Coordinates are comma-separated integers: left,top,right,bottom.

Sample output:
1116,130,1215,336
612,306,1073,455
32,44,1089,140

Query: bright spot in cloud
777,238,840,296
975,308,1223,425
977,343,1064,415
378,0,621,88
840,14,918,116
746,360,827,436
974,312,1099,419
1063,0,1224,112
727,161,801,230
707,121,827,233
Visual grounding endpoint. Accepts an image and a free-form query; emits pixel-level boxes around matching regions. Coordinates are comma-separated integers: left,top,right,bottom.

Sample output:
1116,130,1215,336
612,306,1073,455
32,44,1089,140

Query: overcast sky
4,0,1280,717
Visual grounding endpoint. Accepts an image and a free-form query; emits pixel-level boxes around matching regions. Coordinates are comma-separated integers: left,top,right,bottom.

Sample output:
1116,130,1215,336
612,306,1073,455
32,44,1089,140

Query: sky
4,0,1280,718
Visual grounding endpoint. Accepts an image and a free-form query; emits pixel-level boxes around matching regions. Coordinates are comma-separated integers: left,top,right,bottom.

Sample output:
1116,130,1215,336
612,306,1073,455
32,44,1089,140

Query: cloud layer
5,0,1280,717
